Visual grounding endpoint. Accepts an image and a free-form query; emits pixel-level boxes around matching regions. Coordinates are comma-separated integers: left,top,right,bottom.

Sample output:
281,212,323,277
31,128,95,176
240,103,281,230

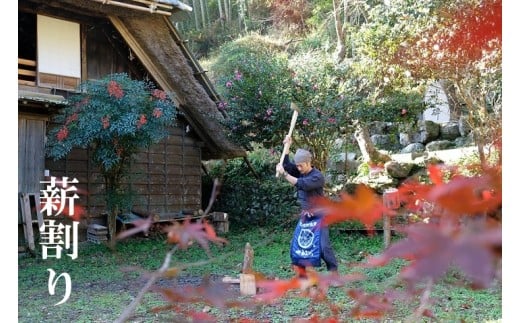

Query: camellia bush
212,35,294,151
46,73,178,242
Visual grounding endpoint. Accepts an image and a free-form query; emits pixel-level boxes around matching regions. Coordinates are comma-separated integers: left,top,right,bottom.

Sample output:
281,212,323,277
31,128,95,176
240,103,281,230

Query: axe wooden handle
276,109,299,177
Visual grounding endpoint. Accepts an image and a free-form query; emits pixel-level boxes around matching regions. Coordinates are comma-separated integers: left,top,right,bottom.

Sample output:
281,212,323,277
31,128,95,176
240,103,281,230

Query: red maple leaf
153,276,252,311
116,216,153,240
348,289,393,319
255,277,302,303
427,168,502,216
165,218,228,253
312,184,391,231
363,219,501,289
397,179,432,214
427,164,445,185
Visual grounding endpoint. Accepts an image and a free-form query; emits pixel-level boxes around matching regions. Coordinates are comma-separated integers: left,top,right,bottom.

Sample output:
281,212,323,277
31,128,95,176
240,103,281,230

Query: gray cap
294,148,312,164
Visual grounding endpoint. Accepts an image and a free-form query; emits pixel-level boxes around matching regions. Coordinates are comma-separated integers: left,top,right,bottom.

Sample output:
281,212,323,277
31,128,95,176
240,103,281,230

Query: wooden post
240,242,256,295
242,242,254,273
383,214,391,248
211,212,229,233
20,193,36,252
239,273,256,296
20,193,44,252
383,188,400,248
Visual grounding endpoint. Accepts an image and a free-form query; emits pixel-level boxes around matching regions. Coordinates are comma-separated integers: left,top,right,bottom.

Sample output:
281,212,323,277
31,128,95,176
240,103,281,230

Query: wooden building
18,0,246,241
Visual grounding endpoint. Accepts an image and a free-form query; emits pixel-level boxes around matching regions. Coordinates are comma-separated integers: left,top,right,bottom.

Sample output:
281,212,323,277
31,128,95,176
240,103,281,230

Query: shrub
211,36,294,151
203,147,299,228
46,73,178,241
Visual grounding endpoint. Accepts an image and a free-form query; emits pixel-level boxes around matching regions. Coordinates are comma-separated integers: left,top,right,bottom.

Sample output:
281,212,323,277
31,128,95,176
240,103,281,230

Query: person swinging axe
276,135,339,279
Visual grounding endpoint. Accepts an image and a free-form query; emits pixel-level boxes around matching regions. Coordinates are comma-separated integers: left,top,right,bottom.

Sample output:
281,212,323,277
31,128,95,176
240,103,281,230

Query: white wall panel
37,15,80,77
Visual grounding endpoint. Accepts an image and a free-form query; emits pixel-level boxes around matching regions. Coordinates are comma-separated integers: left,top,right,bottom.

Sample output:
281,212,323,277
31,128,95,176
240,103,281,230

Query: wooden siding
18,114,48,224
38,72,80,91
45,123,202,220
85,20,149,81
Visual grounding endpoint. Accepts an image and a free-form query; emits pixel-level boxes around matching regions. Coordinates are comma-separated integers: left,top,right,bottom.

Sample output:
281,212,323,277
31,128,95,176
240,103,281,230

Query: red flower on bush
56,126,69,141
107,80,124,99
65,112,78,125
102,116,110,129
152,89,167,100
137,114,147,129
152,108,163,118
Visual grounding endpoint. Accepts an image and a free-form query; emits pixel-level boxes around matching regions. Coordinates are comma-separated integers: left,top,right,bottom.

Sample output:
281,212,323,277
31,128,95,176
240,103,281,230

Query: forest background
174,0,509,319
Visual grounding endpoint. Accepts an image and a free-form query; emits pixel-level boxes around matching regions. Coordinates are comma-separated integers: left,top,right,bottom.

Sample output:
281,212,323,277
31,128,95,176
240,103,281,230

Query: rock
371,134,398,151
368,121,388,135
384,160,414,179
440,122,461,140
417,120,440,143
399,132,411,146
401,143,425,154
426,140,453,151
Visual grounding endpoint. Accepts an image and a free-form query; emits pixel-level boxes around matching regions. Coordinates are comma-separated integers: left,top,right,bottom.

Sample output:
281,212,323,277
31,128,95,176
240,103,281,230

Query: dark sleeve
295,170,324,192
283,154,300,177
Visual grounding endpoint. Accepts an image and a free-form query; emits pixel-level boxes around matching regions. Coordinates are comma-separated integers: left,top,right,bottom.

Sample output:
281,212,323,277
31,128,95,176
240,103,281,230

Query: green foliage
204,146,299,228
211,36,293,150
288,51,357,170
350,90,426,125
46,73,177,239
46,73,177,172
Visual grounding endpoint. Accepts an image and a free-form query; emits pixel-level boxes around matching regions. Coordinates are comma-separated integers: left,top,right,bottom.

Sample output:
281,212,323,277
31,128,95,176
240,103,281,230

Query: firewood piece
242,242,254,274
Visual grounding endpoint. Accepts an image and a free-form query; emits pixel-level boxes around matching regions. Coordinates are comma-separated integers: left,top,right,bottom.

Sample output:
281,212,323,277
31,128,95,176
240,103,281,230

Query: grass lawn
18,225,502,322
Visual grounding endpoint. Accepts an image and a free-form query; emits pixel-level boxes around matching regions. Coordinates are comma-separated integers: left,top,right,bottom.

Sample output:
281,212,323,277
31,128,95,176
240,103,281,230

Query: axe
276,102,300,177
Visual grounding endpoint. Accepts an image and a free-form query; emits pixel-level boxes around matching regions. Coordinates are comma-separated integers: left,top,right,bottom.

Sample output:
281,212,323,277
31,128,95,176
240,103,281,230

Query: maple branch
405,277,433,323
115,246,178,323
203,178,221,216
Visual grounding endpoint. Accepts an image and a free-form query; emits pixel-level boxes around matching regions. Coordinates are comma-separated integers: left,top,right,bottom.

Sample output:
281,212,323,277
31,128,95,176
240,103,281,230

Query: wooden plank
18,58,36,66
239,274,256,296
19,117,46,193
65,161,90,172
20,193,36,252
38,72,80,91
68,148,89,160
32,194,44,227
19,69,36,77
166,175,200,185
242,242,254,273
18,80,36,86
222,276,240,284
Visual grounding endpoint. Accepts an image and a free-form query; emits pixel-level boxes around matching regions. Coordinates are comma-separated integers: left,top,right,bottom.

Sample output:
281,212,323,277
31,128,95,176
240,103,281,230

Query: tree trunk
192,0,200,30
217,0,225,27
199,0,206,28
354,123,391,164
103,162,126,244
104,173,119,244
224,0,231,25
333,0,347,63
239,0,247,32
